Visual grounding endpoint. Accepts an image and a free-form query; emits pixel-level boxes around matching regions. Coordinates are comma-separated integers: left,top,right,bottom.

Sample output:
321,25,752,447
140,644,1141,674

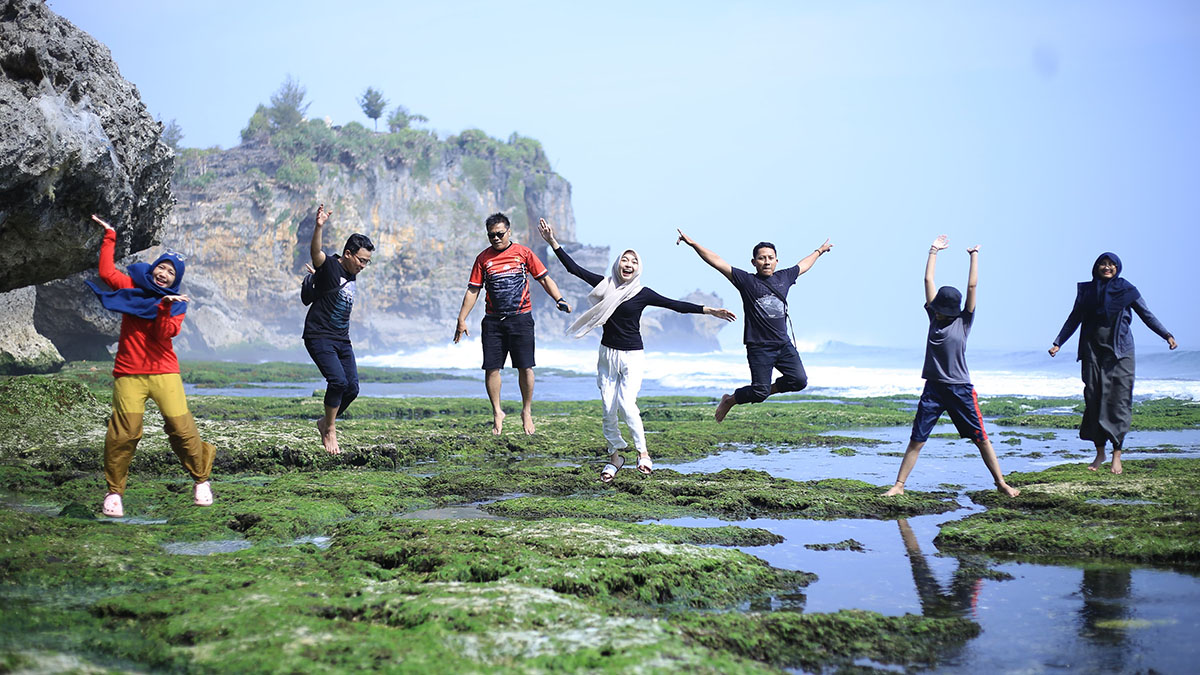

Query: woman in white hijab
539,219,736,481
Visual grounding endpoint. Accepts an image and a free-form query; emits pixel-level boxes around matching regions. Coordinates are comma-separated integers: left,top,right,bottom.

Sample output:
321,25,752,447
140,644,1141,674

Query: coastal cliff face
0,0,173,373
39,130,725,358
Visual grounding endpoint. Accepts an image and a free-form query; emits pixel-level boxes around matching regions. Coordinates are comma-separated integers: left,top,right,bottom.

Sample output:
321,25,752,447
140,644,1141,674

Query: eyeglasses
353,254,371,266
487,229,509,240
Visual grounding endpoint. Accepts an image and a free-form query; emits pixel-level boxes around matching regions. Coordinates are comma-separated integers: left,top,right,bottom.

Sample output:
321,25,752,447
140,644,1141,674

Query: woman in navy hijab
1049,253,1177,474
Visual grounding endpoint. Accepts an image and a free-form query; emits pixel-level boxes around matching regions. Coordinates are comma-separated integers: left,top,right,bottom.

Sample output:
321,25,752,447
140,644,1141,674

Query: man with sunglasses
303,203,374,454
455,213,571,435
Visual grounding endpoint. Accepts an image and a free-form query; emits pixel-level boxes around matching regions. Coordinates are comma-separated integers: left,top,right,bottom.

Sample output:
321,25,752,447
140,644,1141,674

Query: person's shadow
1078,566,1133,647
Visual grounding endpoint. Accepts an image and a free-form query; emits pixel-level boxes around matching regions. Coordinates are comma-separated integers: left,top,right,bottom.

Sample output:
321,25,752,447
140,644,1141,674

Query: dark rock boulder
0,0,174,293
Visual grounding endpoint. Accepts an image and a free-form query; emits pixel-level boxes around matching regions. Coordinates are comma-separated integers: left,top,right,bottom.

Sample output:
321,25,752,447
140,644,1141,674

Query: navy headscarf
1078,251,1139,321
86,251,188,319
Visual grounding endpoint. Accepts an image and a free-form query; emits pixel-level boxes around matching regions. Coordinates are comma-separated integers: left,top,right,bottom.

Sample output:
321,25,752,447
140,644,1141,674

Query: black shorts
481,313,535,370
910,380,988,443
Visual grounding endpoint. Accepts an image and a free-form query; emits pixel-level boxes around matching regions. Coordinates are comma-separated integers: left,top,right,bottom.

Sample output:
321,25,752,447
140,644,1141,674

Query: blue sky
48,0,1199,351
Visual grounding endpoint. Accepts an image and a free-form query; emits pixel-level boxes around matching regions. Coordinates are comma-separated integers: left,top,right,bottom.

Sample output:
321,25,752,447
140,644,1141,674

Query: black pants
734,341,808,404
305,337,359,415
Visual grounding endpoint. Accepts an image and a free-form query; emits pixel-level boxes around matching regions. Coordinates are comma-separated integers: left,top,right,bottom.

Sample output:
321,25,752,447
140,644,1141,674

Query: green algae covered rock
672,609,981,672
936,458,1200,563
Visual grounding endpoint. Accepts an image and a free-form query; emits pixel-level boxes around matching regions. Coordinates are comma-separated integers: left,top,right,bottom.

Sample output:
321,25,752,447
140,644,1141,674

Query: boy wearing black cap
882,235,1019,498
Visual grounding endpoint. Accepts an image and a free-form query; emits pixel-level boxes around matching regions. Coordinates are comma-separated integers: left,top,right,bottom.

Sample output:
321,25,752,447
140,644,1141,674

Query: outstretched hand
556,299,573,313
1048,345,1060,357
91,214,115,232
707,307,736,322
1168,337,1178,350
816,238,833,255
537,218,558,247
315,204,331,227
966,245,981,254
676,229,695,247
161,294,189,304
930,235,949,252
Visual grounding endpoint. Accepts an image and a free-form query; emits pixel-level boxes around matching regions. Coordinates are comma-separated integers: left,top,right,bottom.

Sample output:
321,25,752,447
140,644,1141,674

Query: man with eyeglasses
454,212,571,435
303,203,374,454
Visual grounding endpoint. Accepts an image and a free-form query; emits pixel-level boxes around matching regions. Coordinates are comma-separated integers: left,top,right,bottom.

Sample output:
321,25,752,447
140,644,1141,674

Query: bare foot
714,394,736,423
521,410,536,435
1087,448,1106,471
996,482,1020,497
1111,453,1122,475
492,410,505,435
881,483,904,497
317,418,340,455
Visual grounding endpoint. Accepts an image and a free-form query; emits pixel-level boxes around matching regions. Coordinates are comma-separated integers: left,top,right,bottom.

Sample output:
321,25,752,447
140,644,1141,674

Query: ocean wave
361,344,1200,400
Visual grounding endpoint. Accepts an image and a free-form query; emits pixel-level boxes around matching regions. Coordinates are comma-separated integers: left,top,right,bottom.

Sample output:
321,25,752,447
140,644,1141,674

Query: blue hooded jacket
1053,252,1171,360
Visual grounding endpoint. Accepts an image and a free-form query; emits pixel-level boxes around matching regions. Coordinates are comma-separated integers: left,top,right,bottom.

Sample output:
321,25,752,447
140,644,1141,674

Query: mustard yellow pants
105,373,216,495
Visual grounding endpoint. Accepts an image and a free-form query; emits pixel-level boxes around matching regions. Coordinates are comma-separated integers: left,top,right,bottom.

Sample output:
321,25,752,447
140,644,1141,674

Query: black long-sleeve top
554,246,705,351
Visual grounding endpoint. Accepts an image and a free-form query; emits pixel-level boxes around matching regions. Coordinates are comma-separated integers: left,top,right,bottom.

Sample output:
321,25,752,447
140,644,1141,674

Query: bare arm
536,275,572,313
925,235,948,304
964,246,980,313
796,238,833,275
454,287,481,343
310,204,330,269
676,229,733,282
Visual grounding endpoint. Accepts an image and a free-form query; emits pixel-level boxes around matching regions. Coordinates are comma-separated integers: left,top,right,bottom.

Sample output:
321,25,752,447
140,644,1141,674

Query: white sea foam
361,344,1200,400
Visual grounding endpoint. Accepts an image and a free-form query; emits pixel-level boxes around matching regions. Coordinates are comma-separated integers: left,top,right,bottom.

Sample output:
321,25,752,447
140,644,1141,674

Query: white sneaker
193,481,213,506
102,493,123,518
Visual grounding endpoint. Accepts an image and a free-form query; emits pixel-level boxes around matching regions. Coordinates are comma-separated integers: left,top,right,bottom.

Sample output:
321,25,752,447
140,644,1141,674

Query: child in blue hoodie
883,236,1019,498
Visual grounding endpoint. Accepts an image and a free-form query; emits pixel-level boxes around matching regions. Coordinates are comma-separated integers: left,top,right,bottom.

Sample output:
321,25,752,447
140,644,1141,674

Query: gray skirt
1079,348,1135,449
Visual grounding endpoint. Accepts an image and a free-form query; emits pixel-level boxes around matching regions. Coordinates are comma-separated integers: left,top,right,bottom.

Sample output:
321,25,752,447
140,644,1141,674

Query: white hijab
567,249,644,339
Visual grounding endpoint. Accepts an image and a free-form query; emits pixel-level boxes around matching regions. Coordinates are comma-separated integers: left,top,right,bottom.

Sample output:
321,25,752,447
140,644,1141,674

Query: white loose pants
596,345,646,455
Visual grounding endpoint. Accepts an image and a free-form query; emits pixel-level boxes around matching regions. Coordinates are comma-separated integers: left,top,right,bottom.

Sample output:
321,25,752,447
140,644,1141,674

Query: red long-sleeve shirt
97,229,184,377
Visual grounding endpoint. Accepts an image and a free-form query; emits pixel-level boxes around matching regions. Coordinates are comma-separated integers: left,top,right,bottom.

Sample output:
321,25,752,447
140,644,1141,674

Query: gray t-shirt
921,304,973,384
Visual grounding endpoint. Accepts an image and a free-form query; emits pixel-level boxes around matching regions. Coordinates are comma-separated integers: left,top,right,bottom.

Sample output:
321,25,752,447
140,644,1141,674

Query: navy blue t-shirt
921,304,973,384
302,254,356,341
730,265,800,345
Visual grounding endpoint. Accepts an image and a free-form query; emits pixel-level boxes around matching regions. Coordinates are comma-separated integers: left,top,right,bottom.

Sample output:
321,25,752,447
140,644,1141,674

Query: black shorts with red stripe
910,381,988,443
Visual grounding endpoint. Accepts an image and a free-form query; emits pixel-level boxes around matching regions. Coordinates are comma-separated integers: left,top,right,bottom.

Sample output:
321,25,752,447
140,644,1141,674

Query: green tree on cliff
387,104,429,132
268,75,309,129
358,87,388,131
161,118,183,150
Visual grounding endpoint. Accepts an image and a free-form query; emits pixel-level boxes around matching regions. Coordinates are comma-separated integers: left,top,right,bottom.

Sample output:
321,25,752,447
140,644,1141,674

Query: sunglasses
487,229,509,240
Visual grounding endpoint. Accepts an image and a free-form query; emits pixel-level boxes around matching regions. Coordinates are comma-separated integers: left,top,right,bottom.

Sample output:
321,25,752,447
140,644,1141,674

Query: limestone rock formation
0,287,63,373
0,0,174,291
0,0,173,372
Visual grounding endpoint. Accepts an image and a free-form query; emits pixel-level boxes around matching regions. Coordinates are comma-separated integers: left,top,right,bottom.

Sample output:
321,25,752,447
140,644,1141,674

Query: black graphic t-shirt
302,254,357,341
730,265,800,345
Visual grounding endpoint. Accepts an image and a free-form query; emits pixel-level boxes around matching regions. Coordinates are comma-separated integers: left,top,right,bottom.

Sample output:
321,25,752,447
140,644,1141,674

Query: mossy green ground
0,371,989,672
936,458,1200,563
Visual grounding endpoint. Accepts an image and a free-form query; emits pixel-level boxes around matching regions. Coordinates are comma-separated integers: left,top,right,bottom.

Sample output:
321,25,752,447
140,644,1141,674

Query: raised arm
925,235,948,304
796,239,833,275
676,229,733,282
644,289,737,322
92,214,132,290
964,246,980,313
539,218,603,287
310,204,330,269
1131,297,1177,349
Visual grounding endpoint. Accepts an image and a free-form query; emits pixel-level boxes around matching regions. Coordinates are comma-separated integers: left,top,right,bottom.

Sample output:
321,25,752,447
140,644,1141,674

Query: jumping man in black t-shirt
677,229,832,422
303,204,374,455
